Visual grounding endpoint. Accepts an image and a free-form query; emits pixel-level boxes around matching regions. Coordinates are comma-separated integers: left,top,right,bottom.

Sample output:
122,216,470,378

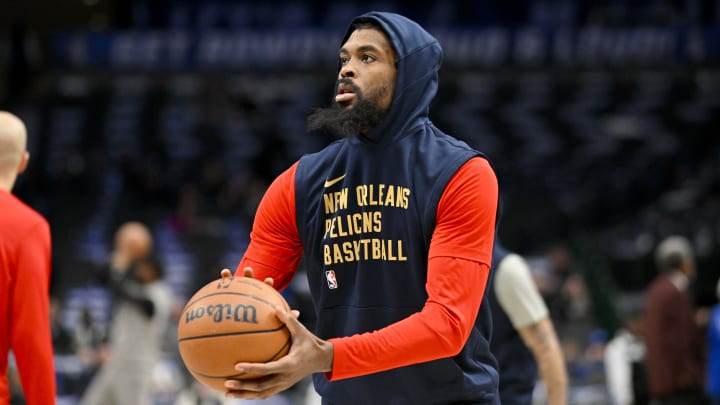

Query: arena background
2,0,719,403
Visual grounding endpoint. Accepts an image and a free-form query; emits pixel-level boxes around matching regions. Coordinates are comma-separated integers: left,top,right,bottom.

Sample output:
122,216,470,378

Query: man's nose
339,63,356,78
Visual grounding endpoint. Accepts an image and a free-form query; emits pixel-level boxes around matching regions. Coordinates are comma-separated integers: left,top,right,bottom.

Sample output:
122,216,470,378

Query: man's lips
336,82,356,103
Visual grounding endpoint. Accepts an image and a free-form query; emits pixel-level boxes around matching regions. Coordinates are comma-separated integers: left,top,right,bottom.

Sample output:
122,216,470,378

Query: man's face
307,27,397,137
336,28,397,111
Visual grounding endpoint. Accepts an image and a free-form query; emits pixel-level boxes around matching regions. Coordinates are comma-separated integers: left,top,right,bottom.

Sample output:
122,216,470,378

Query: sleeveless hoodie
295,11,498,404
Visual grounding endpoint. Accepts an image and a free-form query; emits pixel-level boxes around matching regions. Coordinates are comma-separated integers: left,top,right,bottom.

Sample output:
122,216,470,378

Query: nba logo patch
325,270,338,289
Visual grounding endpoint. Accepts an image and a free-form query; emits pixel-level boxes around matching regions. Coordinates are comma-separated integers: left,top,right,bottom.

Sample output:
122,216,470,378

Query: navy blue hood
341,11,443,143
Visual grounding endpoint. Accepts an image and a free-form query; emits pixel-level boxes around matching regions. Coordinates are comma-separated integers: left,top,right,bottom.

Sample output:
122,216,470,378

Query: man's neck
0,174,17,192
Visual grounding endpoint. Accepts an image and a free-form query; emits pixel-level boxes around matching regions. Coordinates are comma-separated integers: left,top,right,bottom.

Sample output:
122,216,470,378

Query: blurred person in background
50,295,78,397
0,111,56,404
643,235,707,405
81,223,174,405
605,294,648,405
489,242,568,405
50,295,75,356
103,222,154,278
73,305,106,393
706,278,720,405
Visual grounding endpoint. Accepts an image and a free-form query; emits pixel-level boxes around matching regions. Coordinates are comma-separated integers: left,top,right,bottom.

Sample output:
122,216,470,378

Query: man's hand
220,267,274,288
223,302,334,400
110,251,131,273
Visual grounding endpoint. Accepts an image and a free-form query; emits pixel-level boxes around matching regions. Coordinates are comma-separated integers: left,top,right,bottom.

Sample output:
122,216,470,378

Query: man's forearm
518,317,568,405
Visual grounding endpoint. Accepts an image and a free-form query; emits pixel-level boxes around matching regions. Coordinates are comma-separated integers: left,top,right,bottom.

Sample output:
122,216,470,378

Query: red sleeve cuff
324,338,345,381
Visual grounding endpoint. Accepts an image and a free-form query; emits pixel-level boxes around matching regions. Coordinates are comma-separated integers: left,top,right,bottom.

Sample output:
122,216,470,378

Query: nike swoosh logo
324,173,346,188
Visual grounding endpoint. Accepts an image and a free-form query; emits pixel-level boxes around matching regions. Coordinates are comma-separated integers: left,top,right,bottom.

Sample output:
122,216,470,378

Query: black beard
307,80,388,137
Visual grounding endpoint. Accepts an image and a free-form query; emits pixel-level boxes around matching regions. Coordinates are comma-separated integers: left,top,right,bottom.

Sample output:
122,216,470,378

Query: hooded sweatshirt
237,11,499,404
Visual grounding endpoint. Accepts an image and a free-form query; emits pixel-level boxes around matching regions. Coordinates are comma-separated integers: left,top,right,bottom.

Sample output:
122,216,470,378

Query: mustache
307,83,384,137
334,78,360,97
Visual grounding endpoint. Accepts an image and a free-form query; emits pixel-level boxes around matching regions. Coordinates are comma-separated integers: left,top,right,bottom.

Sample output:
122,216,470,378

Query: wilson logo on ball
185,303,259,324
178,276,291,392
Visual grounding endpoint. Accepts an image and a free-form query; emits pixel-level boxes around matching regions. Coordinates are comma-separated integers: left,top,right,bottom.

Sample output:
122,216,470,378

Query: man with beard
222,12,500,404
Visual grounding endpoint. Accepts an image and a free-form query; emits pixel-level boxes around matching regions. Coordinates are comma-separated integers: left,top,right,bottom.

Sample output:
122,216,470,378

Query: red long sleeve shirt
0,190,56,404
236,157,497,380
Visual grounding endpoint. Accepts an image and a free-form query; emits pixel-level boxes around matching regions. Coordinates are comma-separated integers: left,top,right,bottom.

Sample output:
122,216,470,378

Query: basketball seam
186,336,291,379
269,334,292,360
183,291,282,310
178,324,288,342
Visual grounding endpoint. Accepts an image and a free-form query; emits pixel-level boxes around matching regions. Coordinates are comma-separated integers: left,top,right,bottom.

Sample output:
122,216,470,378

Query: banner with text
48,25,720,70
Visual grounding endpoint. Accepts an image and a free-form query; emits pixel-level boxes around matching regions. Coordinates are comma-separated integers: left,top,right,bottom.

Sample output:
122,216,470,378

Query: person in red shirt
0,111,56,404
221,12,500,404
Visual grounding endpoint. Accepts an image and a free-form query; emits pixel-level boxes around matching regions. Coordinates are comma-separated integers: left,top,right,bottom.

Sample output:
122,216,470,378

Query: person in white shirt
489,244,568,405
604,294,647,405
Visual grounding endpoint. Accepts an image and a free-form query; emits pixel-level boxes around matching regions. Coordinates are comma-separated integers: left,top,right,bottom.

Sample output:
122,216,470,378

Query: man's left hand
223,305,334,400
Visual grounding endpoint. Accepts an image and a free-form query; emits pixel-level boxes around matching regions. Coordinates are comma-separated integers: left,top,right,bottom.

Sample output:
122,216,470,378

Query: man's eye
361,55,375,63
339,57,349,65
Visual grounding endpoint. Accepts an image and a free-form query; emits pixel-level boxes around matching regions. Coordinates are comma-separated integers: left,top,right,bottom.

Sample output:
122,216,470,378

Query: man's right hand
110,251,131,273
220,267,274,288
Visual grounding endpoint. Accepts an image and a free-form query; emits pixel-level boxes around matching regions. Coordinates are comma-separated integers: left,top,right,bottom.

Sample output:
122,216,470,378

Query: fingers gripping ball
177,276,291,392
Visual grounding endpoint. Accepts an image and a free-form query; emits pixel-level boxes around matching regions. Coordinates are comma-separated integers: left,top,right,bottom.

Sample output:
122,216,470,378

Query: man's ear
17,151,29,174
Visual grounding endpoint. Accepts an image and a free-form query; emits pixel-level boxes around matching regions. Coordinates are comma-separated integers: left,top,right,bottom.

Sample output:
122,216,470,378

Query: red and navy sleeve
235,162,303,291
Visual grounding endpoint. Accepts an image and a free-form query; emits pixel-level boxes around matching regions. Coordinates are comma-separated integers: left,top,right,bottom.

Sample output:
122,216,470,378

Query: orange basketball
177,275,291,392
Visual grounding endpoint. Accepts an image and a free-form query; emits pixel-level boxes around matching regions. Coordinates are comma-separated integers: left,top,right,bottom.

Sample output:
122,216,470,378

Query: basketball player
224,12,500,404
489,243,567,405
0,111,56,404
